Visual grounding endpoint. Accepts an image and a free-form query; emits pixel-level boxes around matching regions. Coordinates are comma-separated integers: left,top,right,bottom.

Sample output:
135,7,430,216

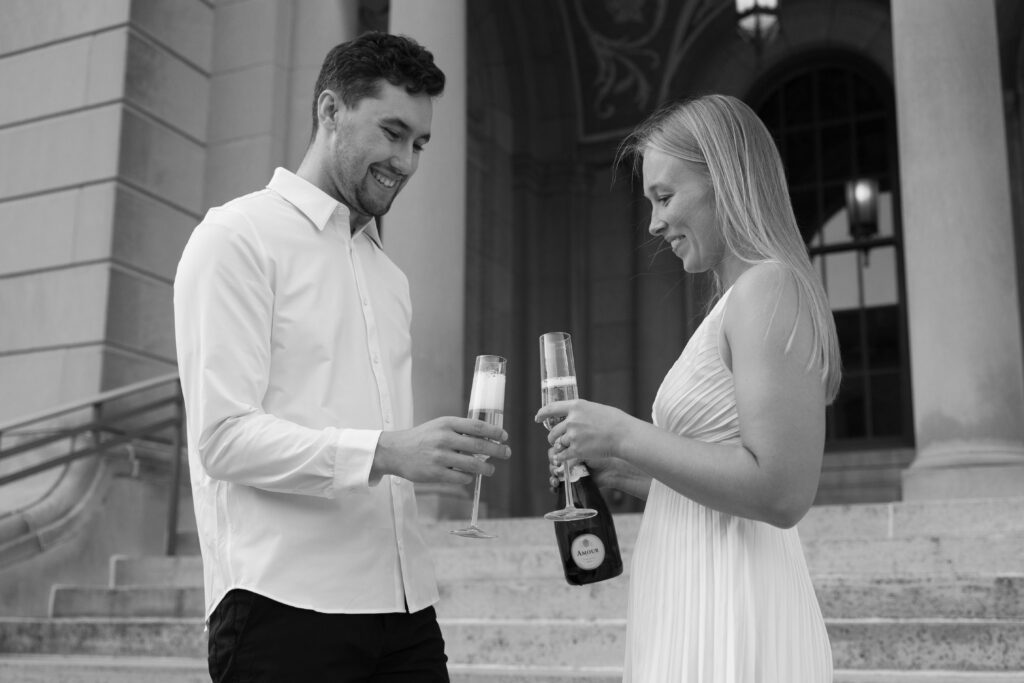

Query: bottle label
564,462,589,483
570,533,605,570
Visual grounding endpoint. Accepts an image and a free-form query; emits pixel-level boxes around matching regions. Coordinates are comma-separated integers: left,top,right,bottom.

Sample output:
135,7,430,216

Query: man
174,31,509,682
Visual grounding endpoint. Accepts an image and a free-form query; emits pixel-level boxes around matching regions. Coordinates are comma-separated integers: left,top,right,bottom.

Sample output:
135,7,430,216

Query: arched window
752,55,913,449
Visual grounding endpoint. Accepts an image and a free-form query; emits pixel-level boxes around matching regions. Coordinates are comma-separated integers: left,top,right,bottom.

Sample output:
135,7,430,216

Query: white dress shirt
174,167,438,620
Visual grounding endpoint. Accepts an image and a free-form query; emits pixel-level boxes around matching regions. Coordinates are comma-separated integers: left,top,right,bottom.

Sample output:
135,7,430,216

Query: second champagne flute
539,332,597,522
450,354,506,539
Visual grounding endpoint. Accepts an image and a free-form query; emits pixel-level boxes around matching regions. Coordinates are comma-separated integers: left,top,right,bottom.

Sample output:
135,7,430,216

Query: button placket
349,241,394,428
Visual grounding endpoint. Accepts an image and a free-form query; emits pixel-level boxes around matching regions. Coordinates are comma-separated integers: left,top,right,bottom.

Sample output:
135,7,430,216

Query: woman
536,94,841,681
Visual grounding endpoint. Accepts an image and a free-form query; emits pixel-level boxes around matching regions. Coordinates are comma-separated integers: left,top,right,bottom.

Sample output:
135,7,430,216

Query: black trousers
207,589,450,683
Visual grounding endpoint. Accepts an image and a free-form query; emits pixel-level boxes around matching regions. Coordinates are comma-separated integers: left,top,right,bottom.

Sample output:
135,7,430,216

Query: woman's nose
649,219,667,237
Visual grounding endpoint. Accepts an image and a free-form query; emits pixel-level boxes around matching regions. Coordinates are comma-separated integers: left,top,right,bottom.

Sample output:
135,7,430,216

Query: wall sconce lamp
846,178,879,241
846,177,879,264
736,0,780,53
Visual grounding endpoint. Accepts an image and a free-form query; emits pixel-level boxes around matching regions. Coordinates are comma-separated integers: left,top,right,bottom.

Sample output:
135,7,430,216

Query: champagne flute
539,332,597,522
450,354,507,539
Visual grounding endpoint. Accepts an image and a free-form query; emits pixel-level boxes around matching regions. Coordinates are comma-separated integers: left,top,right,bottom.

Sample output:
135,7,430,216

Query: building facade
1,0,1022,520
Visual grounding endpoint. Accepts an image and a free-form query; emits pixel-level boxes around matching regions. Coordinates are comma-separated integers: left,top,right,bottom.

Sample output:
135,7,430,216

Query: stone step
451,669,1024,683
828,618,1024,670
440,618,1024,670
50,587,205,619
0,657,1022,683
455,671,1024,683
163,498,1024,559
833,674,1024,683
109,556,202,588
814,575,1024,620
51,575,1024,621
424,497,1024,548
109,533,1024,589
172,532,199,557
454,670,1024,683
2,617,1022,670
439,574,1024,621
431,534,1024,581
450,666,621,683
0,619,206,658
0,655,207,683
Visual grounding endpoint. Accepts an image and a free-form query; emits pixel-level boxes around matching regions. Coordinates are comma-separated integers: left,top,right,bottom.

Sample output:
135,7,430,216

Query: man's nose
391,145,416,175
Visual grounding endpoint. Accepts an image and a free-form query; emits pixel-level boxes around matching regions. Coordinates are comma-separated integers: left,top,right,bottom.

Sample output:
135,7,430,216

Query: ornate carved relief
560,0,728,142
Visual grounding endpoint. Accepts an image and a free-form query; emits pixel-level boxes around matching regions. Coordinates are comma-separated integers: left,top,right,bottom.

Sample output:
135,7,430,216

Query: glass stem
562,459,577,510
469,474,483,527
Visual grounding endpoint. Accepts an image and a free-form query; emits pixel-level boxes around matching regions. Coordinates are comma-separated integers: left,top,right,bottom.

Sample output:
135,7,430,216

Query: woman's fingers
534,399,575,425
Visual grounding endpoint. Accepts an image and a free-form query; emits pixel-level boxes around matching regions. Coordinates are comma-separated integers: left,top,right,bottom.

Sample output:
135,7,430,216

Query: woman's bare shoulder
730,262,798,311
726,262,807,348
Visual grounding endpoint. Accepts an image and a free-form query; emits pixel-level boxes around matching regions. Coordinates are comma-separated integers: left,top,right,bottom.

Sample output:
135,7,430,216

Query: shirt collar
266,167,383,249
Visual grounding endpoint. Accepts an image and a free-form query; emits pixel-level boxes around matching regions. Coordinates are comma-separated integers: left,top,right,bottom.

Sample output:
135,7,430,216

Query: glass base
544,507,598,522
449,525,495,539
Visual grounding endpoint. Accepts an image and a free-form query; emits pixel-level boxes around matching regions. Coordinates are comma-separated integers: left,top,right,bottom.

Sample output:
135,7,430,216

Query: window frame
748,51,915,451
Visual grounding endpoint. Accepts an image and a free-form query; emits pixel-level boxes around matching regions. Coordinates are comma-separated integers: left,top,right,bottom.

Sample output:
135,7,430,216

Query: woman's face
643,148,730,276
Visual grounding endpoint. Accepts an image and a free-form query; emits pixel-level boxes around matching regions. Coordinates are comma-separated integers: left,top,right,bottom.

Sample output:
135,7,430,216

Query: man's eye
382,127,398,140
413,143,424,153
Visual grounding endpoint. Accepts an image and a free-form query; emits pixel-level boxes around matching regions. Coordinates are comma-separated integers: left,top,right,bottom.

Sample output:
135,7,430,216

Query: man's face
327,81,433,224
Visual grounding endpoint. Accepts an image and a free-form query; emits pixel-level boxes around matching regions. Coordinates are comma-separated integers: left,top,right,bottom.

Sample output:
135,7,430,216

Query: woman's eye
658,195,671,206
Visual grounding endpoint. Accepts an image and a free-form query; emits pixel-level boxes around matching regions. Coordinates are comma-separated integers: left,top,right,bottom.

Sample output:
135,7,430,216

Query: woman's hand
546,447,651,500
536,399,653,499
535,399,630,470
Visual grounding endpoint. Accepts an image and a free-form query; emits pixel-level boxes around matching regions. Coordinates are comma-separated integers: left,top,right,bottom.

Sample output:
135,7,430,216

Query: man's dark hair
310,31,446,139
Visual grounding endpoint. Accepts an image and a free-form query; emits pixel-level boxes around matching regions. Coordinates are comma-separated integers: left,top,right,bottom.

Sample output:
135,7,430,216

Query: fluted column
893,0,1024,498
284,1,361,167
387,0,470,517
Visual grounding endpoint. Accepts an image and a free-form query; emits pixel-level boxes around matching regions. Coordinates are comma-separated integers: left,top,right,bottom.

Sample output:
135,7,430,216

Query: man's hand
371,416,510,485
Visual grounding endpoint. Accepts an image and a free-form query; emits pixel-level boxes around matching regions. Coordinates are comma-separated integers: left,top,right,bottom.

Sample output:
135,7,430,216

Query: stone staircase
1,498,1023,682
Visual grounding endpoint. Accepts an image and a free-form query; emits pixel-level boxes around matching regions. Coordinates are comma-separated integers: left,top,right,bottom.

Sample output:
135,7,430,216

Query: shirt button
362,297,369,306
372,355,379,364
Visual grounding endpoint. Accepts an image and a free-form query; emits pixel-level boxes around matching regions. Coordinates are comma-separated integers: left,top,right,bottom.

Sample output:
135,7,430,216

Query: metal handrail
0,372,186,555
0,372,179,434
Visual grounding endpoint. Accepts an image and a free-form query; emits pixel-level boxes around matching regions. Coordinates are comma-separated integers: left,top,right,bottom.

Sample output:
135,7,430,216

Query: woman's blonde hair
618,94,841,402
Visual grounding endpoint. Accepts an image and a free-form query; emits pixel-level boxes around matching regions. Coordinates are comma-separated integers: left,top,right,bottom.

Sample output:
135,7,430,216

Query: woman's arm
538,263,826,528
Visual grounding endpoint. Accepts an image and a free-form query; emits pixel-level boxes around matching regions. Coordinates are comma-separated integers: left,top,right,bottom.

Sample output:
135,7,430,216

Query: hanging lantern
736,0,780,51
846,178,879,241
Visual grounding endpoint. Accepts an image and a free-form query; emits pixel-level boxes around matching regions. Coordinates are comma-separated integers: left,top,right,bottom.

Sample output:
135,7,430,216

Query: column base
414,482,480,520
901,440,1024,500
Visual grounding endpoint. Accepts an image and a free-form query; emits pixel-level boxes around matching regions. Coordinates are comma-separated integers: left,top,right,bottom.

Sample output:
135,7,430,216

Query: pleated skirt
623,480,833,682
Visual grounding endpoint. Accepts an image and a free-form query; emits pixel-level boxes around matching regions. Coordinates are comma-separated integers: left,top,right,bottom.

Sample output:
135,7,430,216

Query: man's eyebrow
381,116,430,143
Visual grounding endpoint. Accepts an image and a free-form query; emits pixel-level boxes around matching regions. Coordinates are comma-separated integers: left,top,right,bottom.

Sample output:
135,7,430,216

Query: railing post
165,382,185,556
91,401,103,449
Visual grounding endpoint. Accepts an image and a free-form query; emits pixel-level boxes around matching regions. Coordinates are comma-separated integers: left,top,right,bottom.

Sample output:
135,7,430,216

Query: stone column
893,0,1024,498
387,1,471,518
284,0,360,167
204,1,359,206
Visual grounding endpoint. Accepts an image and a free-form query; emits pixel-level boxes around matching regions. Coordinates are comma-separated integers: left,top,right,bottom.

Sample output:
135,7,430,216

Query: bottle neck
565,462,590,483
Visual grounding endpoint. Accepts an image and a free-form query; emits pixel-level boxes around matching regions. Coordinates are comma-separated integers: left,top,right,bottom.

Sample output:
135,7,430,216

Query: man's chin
369,199,396,218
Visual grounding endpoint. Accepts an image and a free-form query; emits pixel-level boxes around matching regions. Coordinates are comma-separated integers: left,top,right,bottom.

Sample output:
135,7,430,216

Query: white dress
623,288,833,683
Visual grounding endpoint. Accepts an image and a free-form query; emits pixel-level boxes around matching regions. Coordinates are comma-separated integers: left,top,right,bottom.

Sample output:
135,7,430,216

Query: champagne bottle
552,462,623,585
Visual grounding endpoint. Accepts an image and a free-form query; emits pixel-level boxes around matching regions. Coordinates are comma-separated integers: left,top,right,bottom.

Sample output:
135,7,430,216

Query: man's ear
316,90,341,130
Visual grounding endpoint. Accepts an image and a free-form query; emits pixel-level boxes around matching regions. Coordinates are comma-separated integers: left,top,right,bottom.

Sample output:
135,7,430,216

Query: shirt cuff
331,428,382,493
